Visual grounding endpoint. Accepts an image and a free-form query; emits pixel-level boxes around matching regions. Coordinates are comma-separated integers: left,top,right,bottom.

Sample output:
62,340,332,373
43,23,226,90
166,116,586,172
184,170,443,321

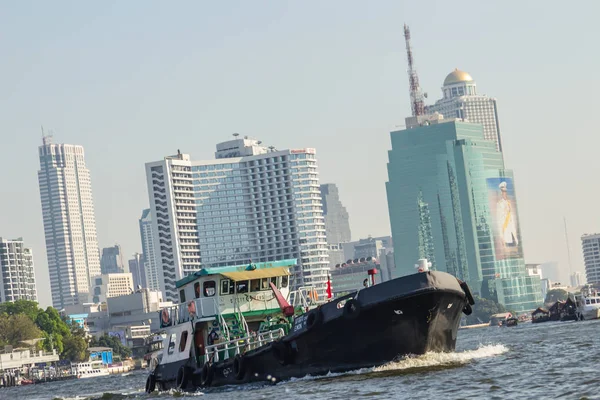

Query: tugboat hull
153,270,471,389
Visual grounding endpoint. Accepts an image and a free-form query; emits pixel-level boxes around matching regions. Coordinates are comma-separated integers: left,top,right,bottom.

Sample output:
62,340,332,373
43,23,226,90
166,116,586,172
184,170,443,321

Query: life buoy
306,308,323,330
188,301,196,317
161,308,171,326
145,374,156,393
176,366,189,390
343,299,361,320
200,363,214,387
233,354,246,380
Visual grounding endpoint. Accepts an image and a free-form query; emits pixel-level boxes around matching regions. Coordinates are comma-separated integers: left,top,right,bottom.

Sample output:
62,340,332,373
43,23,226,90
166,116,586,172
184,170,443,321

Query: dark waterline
3,319,600,400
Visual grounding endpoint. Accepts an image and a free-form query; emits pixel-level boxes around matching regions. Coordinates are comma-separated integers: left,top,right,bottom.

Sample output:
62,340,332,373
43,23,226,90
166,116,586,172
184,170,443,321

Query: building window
203,281,216,297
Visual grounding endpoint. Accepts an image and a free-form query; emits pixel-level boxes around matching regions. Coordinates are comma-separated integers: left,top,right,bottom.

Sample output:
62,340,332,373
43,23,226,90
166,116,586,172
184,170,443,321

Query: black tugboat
145,258,474,392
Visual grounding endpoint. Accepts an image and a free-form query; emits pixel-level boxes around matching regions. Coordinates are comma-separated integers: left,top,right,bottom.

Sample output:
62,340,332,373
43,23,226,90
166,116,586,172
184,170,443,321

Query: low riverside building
0,347,59,371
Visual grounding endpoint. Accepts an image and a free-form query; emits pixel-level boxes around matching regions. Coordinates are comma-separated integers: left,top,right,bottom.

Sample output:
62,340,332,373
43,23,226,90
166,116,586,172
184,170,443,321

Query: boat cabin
156,259,300,370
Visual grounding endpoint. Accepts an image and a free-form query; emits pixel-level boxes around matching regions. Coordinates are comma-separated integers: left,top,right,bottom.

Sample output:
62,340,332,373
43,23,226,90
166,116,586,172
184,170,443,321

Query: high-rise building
320,184,351,244
128,253,147,289
426,69,503,152
0,237,38,303
581,233,600,285
385,118,542,311
100,245,126,274
145,137,329,301
139,209,159,291
90,273,134,303
37,135,101,309
570,271,584,287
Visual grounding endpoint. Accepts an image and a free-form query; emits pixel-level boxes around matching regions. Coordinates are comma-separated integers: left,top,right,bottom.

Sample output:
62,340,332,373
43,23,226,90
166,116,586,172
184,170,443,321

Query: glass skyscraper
386,118,542,311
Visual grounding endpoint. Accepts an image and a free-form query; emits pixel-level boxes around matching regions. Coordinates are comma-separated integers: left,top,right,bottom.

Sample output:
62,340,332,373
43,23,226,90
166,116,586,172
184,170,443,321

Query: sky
1,1,598,307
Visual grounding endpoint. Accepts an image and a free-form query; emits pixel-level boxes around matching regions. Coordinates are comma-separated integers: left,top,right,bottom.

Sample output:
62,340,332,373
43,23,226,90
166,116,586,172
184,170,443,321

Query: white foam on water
281,344,508,384
374,344,509,372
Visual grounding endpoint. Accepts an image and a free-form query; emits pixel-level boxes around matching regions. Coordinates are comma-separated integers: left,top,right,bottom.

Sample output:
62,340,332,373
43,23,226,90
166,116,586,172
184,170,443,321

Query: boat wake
284,344,508,384
374,343,508,372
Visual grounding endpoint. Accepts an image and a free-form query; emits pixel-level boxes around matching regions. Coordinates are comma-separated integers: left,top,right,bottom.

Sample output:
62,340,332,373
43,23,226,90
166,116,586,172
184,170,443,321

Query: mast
403,24,425,117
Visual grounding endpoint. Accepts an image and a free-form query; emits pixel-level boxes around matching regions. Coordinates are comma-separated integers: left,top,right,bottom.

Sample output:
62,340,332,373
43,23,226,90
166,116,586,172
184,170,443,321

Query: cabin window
281,275,289,288
179,289,186,303
261,278,270,291
236,280,249,293
270,276,278,287
179,331,189,352
250,279,261,292
586,299,590,305
203,281,216,297
220,279,232,295
194,282,201,299
168,333,177,354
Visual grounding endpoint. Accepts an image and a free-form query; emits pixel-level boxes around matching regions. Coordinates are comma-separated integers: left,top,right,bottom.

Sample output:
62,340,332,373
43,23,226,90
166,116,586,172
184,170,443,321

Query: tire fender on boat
462,303,473,316
176,365,189,390
459,280,475,306
145,374,156,393
272,340,294,366
306,308,323,329
200,363,214,387
343,299,361,320
233,354,246,380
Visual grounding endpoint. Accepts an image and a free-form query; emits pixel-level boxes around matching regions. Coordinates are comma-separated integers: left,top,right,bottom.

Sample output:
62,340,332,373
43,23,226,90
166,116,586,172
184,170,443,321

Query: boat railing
161,298,220,327
203,328,285,364
288,286,318,309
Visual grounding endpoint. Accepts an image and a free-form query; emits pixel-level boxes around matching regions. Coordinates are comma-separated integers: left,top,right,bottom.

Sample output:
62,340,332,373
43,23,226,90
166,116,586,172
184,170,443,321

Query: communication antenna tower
404,24,426,117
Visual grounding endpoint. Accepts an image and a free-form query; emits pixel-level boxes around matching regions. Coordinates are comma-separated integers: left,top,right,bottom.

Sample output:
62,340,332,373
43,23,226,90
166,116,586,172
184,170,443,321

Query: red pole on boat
326,275,332,299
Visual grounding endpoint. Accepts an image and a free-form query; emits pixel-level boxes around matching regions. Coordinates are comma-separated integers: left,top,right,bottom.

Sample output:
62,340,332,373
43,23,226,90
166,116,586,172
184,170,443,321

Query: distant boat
575,287,600,320
71,362,109,379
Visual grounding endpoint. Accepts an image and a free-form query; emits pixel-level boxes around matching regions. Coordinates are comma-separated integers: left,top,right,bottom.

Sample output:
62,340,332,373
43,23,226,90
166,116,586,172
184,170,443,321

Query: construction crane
403,24,426,117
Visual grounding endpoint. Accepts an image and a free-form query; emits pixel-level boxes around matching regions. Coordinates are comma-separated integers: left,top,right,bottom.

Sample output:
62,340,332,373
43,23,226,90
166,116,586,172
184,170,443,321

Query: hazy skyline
1,1,598,307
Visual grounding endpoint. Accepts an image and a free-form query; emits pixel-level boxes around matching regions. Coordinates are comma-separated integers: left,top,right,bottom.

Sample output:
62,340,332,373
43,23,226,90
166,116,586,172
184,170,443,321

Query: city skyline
1,2,598,307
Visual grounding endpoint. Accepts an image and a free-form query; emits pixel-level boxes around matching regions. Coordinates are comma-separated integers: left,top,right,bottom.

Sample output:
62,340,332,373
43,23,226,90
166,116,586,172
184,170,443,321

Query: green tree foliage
465,295,508,325
90,334,132,359
0,300,41,321
0,313,43,347
545,289,569,305
0,300,91,362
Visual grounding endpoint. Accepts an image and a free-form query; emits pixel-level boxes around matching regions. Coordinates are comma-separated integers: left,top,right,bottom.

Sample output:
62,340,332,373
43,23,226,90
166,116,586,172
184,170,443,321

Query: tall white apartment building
0,237,38,303
139,208,160,291
37,135,101,309
426,69,503,152
582,233,600,285
145,137,329,301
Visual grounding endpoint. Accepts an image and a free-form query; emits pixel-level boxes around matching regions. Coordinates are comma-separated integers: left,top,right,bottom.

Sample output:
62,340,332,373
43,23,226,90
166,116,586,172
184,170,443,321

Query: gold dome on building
443,68,473,86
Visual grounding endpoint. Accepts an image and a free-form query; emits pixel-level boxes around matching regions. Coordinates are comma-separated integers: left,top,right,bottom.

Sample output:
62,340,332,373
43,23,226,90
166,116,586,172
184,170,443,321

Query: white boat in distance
71,362,110,379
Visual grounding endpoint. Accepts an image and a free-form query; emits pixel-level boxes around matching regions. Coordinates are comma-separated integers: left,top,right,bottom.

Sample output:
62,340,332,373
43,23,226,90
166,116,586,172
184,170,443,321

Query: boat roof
176,259,297,288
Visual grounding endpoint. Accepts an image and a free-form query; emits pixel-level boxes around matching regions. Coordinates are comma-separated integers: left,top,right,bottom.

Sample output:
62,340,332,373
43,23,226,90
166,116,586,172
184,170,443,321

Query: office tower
320,184,351,244
139,209,159,291
37,135,101,309
89,273,134,303
426,69,503,152
570,271,584,287
385,118,542,311
145,137,329,301
0,237,38,302
581,234,600,285
100,244,126,274
128,253,147,289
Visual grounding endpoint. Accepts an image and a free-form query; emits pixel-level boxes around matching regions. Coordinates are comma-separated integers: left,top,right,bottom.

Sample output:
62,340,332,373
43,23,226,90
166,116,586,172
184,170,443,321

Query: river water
3,319,600,400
